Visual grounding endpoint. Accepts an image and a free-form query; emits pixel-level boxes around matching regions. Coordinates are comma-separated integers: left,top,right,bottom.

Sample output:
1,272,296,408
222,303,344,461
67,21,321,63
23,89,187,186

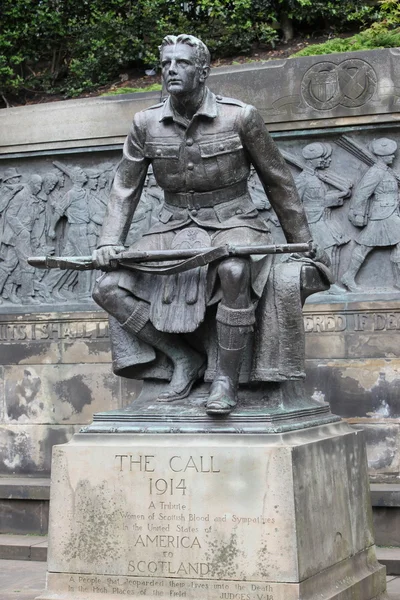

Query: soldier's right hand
92,245,125,270
349,212,366,227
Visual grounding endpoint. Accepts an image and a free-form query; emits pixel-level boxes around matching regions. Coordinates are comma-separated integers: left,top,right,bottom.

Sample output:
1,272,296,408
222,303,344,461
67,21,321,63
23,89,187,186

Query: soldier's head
43,172,59,195
370,138,397,165
302,143,327,170
98,173,108,189
160,34,210,97
85,169,100,190
321,143,332,169
71,167,88,186
29,174,42,195
3,167,21,185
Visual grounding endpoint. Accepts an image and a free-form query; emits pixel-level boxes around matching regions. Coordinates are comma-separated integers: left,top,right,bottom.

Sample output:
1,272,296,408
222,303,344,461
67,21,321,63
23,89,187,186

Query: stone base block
37,421,387,600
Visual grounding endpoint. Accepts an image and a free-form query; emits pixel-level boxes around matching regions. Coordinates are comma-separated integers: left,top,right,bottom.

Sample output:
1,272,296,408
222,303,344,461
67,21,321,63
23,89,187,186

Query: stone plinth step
0,534,48,561
377,547,400,576
0,477,50,501
0,476,50,536
371,484,400,507
371,484,400,548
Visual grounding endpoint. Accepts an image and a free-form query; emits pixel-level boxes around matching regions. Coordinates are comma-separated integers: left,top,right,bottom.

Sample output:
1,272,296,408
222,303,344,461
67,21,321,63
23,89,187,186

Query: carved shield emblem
338,59,377,108
301,59,377,110
301,62,341,110
310,70,338,103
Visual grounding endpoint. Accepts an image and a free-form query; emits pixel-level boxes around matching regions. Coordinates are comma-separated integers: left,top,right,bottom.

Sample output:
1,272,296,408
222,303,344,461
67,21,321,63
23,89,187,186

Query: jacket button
186,138,193,146
187,162,194,170
216,95,223,100
156,149,162,156
235,208,243,215
219,144,225,151
191,208,198,216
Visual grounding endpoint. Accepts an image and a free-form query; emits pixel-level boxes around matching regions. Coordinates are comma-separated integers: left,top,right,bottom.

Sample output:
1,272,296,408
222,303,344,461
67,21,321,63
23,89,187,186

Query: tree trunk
280,13,294,43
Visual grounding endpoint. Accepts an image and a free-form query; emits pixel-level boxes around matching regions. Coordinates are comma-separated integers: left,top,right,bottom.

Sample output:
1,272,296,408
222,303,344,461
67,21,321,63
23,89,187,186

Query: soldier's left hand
304,241,331,268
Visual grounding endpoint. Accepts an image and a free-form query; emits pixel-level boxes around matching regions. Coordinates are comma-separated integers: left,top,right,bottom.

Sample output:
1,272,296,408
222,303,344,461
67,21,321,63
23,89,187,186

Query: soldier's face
44,181,56,194
161,44,204,96
381,154,394,165
87,178,98,190
31,178,42,194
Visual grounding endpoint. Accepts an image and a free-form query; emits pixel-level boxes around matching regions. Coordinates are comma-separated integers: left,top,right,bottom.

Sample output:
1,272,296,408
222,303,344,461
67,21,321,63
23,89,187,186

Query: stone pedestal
37,421,387,600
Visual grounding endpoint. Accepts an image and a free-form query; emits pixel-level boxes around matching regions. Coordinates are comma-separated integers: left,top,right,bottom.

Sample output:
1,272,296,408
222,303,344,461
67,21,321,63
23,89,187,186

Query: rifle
335,135,400,185
280,149,352,193
29,242,312,276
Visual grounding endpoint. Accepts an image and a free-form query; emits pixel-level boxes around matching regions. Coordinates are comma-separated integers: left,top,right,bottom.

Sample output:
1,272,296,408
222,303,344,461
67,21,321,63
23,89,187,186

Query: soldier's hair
43,172,59,189
159,35,210,68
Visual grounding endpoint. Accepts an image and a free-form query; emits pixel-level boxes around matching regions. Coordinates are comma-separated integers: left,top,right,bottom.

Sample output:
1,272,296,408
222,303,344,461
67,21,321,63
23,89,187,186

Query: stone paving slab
387,576,400,598
0,535,48,561
0,560,399,600
0,559,47,599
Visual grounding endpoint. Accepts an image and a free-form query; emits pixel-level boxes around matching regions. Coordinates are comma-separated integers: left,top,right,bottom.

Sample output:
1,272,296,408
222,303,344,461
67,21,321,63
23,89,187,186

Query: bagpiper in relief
340,137,400,292
283,143,352,288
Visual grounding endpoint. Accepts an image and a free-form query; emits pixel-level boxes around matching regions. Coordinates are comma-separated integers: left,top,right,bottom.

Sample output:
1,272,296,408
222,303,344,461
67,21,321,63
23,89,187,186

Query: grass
102,83,162,96
293,26,400,57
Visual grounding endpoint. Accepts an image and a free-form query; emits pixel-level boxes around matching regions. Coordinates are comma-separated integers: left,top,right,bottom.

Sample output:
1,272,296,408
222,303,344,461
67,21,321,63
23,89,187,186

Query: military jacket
349,164,399,224
98,88,311,247
295,171,327,224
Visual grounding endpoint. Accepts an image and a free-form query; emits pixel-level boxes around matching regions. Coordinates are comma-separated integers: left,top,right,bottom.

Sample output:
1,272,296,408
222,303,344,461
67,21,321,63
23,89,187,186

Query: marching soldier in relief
92,34,328,414
295,142,352,285
341,138,400,292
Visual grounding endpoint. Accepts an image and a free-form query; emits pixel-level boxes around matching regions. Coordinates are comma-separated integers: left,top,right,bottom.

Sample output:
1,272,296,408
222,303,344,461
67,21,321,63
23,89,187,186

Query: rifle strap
123,246,229,275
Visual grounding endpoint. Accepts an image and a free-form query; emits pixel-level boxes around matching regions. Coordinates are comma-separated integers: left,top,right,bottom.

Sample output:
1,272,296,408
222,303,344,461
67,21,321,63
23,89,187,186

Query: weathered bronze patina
28,34,333,423
86,34,332,418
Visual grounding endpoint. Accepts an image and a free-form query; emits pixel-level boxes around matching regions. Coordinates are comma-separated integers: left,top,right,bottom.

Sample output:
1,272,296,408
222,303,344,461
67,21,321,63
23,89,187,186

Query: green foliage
102,84,162,95
293,26,400,57
0,0,398,105
250,0,377,29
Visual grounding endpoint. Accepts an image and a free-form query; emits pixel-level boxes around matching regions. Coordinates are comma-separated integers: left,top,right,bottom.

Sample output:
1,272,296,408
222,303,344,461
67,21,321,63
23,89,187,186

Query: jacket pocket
199,135,245,187
199,135,243,158
158,206,173,224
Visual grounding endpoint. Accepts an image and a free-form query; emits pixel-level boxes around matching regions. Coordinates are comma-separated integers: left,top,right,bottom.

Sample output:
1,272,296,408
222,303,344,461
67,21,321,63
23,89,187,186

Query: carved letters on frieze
0,134,399,308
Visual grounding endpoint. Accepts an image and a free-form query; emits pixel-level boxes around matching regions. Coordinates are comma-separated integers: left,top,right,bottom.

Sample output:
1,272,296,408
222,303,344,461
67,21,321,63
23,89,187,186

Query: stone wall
0,48,399,480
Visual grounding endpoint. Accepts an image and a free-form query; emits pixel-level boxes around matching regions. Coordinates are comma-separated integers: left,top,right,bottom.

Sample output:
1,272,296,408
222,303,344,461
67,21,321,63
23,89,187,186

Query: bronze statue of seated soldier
92,34,331,415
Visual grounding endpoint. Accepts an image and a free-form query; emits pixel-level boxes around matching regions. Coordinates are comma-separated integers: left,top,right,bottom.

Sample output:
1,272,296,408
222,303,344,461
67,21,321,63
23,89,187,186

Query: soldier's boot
121,301,206,402
206,304,255,415
3,282,19,304
20,273,40,304
0,269,9,304
77,272,92,301
341,246,369,292
391,262,400,289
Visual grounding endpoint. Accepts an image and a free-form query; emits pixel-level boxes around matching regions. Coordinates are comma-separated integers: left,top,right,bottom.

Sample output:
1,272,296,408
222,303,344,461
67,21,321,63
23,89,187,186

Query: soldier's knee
92,272,120,309
218,258,250,290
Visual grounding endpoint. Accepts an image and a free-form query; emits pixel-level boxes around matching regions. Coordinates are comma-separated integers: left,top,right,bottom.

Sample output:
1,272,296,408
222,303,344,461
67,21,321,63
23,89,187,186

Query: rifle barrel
120,243,311,262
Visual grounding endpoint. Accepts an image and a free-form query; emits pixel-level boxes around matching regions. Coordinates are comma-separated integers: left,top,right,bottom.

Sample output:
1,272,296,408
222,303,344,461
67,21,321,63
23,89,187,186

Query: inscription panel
48,441,298,583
